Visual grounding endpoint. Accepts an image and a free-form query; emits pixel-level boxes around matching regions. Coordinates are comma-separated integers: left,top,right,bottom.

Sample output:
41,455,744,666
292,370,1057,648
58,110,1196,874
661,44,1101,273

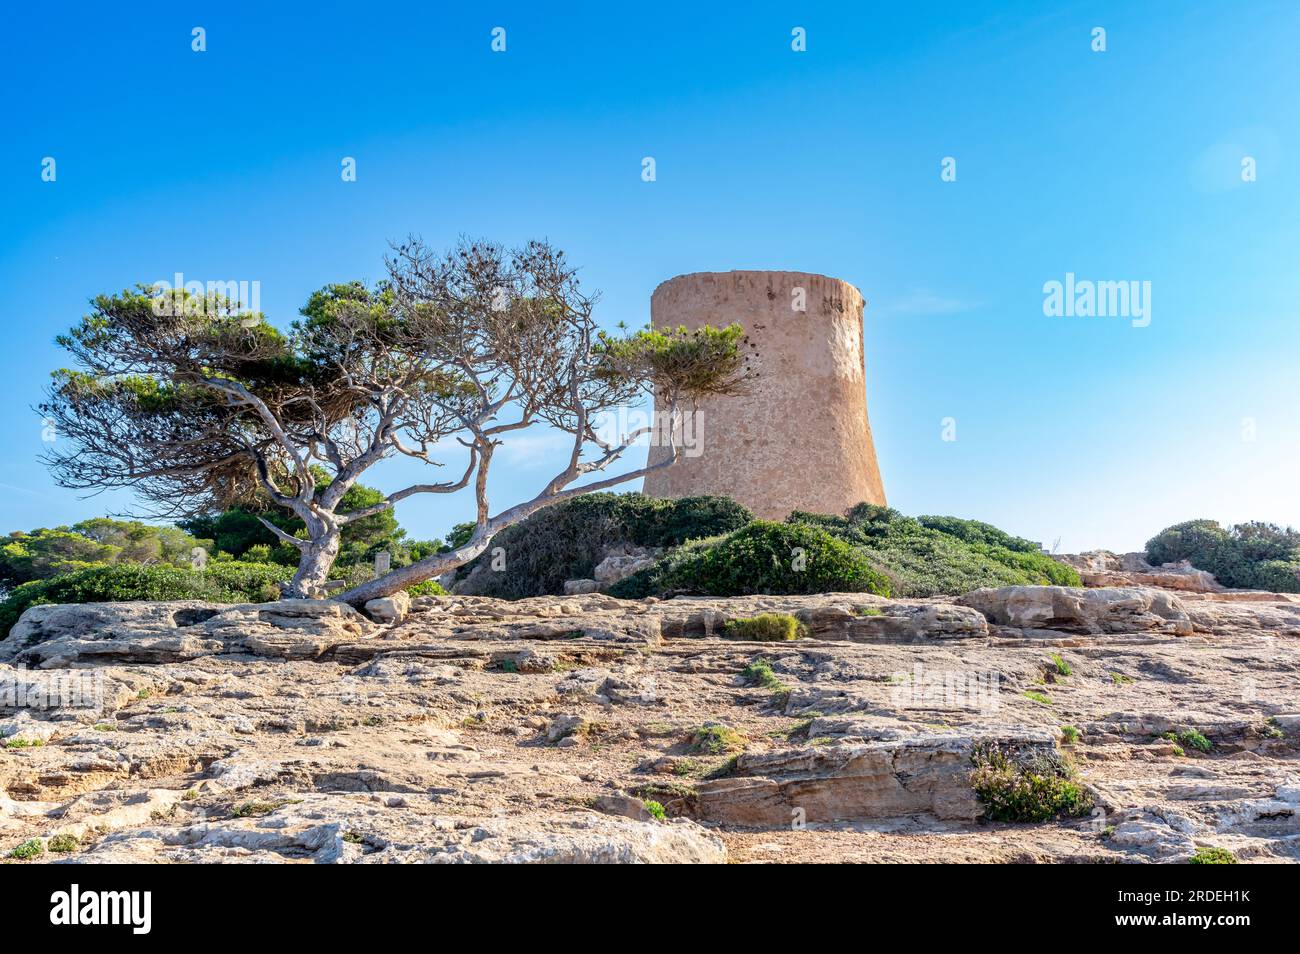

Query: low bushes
970,743,1093,822
613,505,1076,599
0,562,292,637
1145,519,1300,592
789,505,1079,597
452,493,753,599
609,521,892,598
724,613,806,641
0,559,450,638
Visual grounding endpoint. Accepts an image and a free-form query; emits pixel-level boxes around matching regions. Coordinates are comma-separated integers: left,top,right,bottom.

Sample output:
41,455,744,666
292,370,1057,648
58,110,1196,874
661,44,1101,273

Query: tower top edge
652,270,863,302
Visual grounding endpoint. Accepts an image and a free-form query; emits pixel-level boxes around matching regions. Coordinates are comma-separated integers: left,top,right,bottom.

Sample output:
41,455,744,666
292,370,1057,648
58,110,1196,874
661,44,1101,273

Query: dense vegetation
451,493,754,599
0,519,200,589
1145,519,1300,592
970,743,1093,823
0,478,450,637
609,520,893,598
786,505,1078,597
611,503,1078,599
1,492,1080,631
0,562,291,637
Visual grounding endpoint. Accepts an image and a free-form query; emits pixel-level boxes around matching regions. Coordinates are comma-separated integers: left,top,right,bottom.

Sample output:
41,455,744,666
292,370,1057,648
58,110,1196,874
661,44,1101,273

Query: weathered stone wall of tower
642,270,886,520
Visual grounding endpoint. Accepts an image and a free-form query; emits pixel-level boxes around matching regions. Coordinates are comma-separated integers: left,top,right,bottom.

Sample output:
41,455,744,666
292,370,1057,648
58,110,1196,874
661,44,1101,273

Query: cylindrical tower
642,270,886,520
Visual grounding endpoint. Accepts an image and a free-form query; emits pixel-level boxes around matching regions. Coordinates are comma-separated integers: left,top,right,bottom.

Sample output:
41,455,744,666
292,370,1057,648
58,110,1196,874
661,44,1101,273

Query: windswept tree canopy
40,238,749,600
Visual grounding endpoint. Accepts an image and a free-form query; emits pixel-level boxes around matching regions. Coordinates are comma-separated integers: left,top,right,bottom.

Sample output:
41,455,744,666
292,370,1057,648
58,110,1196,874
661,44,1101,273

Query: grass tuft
724,613,806,642
687,723,746,756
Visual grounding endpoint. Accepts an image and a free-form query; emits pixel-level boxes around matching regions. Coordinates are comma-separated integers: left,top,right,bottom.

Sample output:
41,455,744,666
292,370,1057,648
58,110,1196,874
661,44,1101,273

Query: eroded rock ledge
2,584,1298,864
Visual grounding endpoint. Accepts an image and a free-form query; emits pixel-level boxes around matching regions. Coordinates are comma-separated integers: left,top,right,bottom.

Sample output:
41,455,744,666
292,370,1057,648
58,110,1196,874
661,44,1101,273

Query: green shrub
404,580,447,597
1188,846,1237,865
916,515,1041,553
1050,653,1072,677
0,561,292,638
1145,519,1300,592
643,800,666,821
740,656,792,704
741,657,787,690
0,518,204,589
453,493,753,599
785,505,1080,597
687,723,746,755
1165,728,1213,753
971,744,1093,822
8,839,44,860
611,521,891,598
47,834,79,853
1060,725,1081,744
724,613,805,641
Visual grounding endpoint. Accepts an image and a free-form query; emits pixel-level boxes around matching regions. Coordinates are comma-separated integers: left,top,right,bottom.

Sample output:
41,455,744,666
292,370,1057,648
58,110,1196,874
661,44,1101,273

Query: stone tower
642,270,886,520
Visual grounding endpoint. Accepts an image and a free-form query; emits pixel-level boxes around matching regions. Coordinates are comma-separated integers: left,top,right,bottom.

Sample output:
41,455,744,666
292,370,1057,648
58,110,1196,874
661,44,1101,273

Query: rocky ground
2,579,1300,863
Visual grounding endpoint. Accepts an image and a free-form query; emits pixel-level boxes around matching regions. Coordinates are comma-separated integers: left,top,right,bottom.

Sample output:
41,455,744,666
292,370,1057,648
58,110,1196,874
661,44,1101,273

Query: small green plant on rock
1188,846,1237,864
4,737,43,748
1060,725,1081,745
1022,690,1052,706
48,834,79,853
704,754,740,779
772,712,822,741
8,839,44,860
643,800,666,821
740,657,792,704
232,799,291,818
971,743,1093,822
1110,672,1133,685
1163,729,1212,754
741,657,785,690
687,723,745,755
1050,653,1072,677
633,782,698,815
724,613,806,642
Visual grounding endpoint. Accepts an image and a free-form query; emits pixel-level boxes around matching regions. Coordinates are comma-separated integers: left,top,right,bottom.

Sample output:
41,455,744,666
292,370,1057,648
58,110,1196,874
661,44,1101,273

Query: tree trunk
337,451,683,607
285,531,341,598
339,537,490,606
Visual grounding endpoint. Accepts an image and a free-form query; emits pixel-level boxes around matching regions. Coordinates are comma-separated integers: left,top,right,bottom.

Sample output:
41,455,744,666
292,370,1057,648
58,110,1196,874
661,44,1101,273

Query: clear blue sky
3,0,1298,553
